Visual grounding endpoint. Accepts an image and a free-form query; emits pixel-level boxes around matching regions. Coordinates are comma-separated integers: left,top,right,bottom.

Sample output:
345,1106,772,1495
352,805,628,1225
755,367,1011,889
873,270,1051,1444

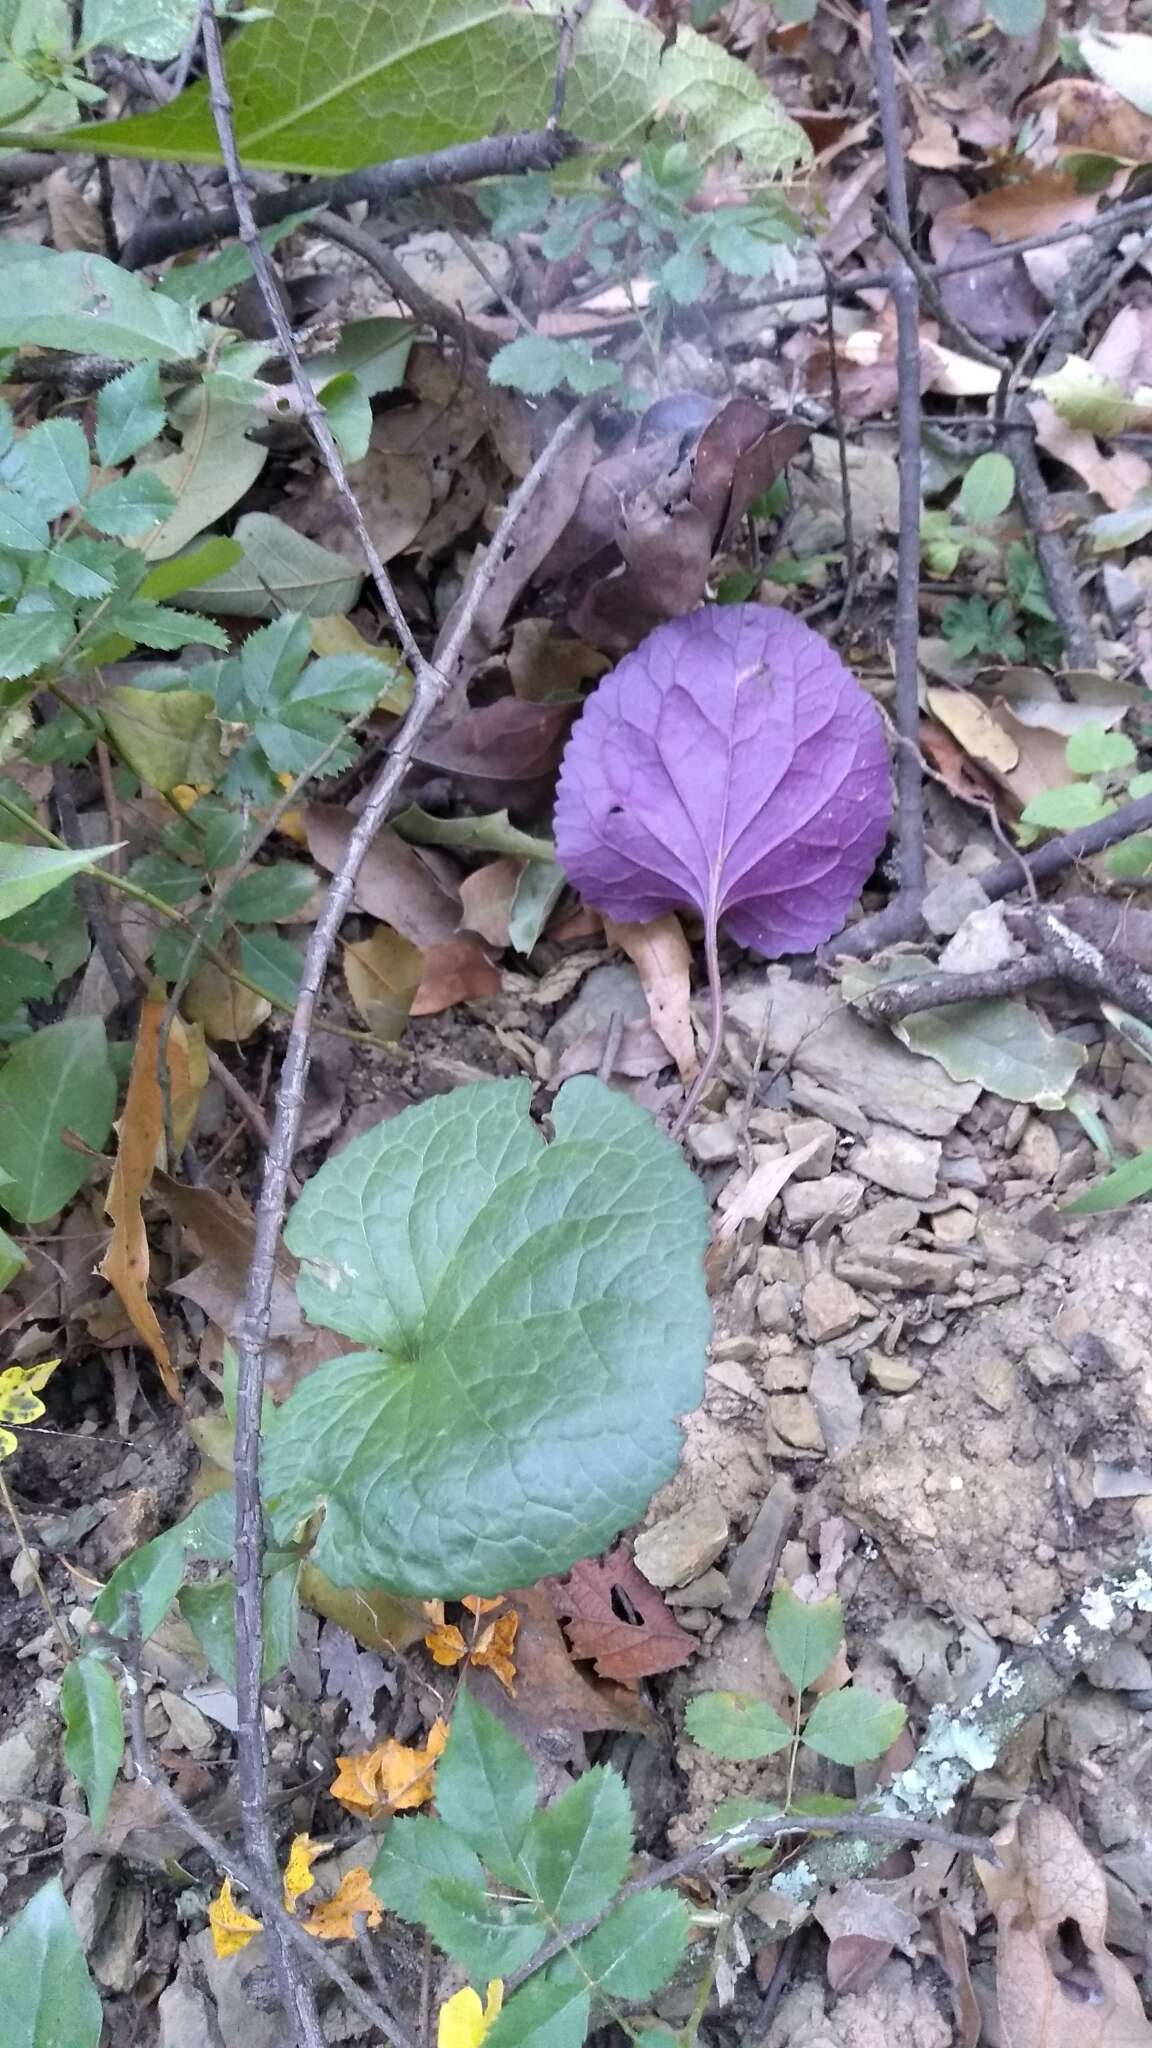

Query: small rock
838,1245,968,1292
665,1569,732,1610
1015,1118,1061,1182
842,1196,921,1249
89,1488,160,1573
847,1129,941,1201
940,1152,988,1190
634,1497,729,1589
159,1969,217,2048
802,1273,864,1343
931,1207,977,1246
867,1354,923,1394
711,1334,758,1363
940,903,1020,975
708,1358,761,1401
760,1350,811,1392
756,1245,804,1285
782,1173,865,1228
70,1860,117,1955
972,1355,1016,1414
809,1349,863,1455
788,1076,870,1137
158,1691,215,1754
783,1118,837,1178
1024,1341,1080,1390
10,1546,41,1599
767,1393,825,1452
923,871,990,936
0,1728,41,1800
92,1885,143,1991
687,1117,740,1166
977,1214,1050,1273
1086,1642,1152,1690
756,1283,795,1334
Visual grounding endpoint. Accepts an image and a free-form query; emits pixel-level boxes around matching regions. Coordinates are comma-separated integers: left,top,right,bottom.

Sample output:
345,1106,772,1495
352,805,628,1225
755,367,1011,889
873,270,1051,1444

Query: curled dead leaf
343,927,424,1041
605,915,698,1086
330,1718,448,1818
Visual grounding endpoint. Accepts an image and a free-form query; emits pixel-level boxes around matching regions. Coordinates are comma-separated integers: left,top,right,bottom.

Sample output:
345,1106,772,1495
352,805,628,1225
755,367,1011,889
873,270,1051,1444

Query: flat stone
976,1214,1050,1273
842,1196,921,1249
802,1273,864,1343
940,903,1020,975
634,1497,729,1589
756,1282,795,1334
760,1350,811,1392
756,1245,804,1285
931,1207,977,1246
767,1393,825,1452
788,1075,870,1137
1015,1118,1061,1182
665,1569,732,1610
972,1355,1016,1414
783,1118,837,1178
159,1970,218,2048
708,1358,761,1401
923,871,990,936
1024,1341,1081,1390
70,1860,117,1955
847,1129,941,1201
687,1117,741,1166
940,1152,988,1190
10,1546,40,1598
782,1173,865,1228
92,1887,144,1992
0,1729,40,1800
809,1349,863,1455
867,1353,924,1393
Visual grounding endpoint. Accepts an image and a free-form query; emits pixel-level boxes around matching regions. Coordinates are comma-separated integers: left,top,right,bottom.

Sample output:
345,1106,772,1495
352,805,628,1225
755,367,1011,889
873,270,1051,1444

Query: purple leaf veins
554,604,891,959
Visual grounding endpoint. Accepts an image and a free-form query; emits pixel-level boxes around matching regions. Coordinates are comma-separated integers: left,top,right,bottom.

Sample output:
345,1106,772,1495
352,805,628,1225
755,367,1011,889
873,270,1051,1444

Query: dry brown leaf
507,619,609,703
716,1133,825,1239
981,1805,1152,2048
1020,77,1152,168
99,987,190,1403
1030,397,1152,511
183,961,270,1043
301,1867,382,1940
936,1902,983,2048
283,448,433,565
925,687,1020,776
46,169,106,253
933,173,1102,252
688,399,811,548
304,805,461,946
410,936,501,1014
605,915,698,1086
343,927,423,1040
814,1879,918,1994
414,698,575,815
330,1718,448,1818
459,859,521,948
549,1544,696,1686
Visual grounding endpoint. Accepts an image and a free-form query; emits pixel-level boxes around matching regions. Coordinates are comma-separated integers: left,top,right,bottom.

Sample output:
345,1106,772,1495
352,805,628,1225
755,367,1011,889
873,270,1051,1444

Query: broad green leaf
0,840,122,922
135,389,268,560
1105,833,1152,880
984,0,1043,35
567,1887,689,1998
318,370,372,463
489,335,622,399
181,511,362,618
766,1585,843,1693
92,1527,187,1640
86,470,176,538
1019,782,1115,831
0,1878,102,2048
701,1795,779,1869
1064,722,1136,775
237,930,304,1006
0,1224,24,1289
60,1652,123,1832
1087,495,1152,554
46,0,808,178
18,418,91,517
1127,773,1152,801
955,451,1014,524
1080,27,1152,119
0,245,204,361
370,1815,487,1923
135,536,245,603
0,493,50,553
157,216,314,306
433,1691,537,1887
264,1077,710,1594
177,1560,300,1687
508,857,565,956
1062,1147,1152,1214
483,1977,589,2048
520,1766,633,1921
223,861,318,924
103,685,223,791
95,361,167,466
684,1690,791,1761
127,852,202,906
894,996,1084,1110
0,1016,115,1222
1035,354,1152,438
84,0,200,61
420,1877,546,1981
394,805,554,863
801,1686,906,1765
305,317,412,398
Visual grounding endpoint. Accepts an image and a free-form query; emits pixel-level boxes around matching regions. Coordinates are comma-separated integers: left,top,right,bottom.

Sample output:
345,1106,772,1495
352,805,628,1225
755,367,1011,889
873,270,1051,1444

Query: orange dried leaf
301,1866,382,1940
99,987,184,1402
330,1718,448,1817
208,1876,261,1958
283,1832,329,1908
460,1596,508,1617
424,1622,468,1667
471,1613,519,1697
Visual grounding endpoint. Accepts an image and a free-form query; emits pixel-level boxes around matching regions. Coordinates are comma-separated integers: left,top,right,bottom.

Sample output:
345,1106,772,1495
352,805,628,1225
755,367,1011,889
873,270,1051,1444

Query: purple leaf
554,604,891,957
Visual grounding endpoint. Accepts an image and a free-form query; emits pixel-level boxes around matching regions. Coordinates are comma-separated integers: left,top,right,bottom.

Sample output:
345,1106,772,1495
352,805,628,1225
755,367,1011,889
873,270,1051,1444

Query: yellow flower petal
208,1876,261,1959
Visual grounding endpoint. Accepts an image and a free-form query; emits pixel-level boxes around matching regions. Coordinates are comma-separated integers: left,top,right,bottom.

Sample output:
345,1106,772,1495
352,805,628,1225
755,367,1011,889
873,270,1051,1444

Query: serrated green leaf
103,684,223,791
126,852,202,906
483,1977,589,2048
223,861,317,924
44,545,116,600
421,1877,546,1981
135,388,267,561
701,1795,779,1868
60,1652,123,1832
567,1887,689,1998
264,1078,710,1594
178,1560,299,1687
765,1585,842,1692
370,1815,487,1925
1019,782,1116,831
660,246,709,304
18,418,90,518
1062,1147,1152,1213
95,361,167,466
104,602,227,651
1064,722,1136,775
0,840,122,921
801,1686,906,1765
0,492,50,554
0,1016,115,1221
237,930,304,1006
179,511,362,619
433,1691,537,1887
520,1766,633,1922
84,0,199,59
46,0,808,180
0,1878,102,2048
489,335,622,399
0,245,204,361
86,471,176,538
955,451,1015,524
684,1690,792,1761
305,317,412,399
1105,832,1152,880
394,805,554,863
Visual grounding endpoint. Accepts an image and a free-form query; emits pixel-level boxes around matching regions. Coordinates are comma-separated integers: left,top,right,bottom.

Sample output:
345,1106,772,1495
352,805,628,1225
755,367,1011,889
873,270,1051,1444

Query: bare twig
819,259,857,626
549,0,594,128
314,211,495,357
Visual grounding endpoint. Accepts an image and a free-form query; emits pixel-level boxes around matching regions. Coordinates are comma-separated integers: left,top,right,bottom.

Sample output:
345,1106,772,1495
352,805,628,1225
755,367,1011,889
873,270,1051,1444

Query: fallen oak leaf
330,1717,448,1818
301,1866,382,1940
549,1544,696,1686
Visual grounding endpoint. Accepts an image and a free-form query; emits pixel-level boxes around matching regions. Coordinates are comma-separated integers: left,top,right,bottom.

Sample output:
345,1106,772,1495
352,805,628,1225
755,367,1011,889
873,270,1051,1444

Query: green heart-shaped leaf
265,1078,710,1595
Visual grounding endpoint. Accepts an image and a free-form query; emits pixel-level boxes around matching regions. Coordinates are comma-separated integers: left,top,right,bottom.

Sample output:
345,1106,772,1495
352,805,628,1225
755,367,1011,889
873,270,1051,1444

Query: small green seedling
1017,721,1152,877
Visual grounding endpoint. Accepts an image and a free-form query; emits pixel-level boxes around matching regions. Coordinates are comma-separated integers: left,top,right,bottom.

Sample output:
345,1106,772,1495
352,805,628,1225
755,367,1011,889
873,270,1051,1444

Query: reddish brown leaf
410,936,501,1014
413,698,574,812
548,1543,696,1685
304,805,461,946
689,399,811,546
502,1584,657,1733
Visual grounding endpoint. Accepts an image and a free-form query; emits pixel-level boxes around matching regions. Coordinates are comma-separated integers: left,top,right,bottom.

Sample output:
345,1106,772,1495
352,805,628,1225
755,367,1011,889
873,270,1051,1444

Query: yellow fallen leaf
183,960,271,1044
330,1718,448,1818
926,686,1020,776
301,1866,382,1940
470,1613,518,1698
343,927,423,1042
437,1981,504,2048
425,1621,469,1667
460,1596,506,1617
208,1876,261,1958
283,1832,329,1908
99,987,183,1403
0,1358,59,1460
166,1013,208,1155
170,782,212,811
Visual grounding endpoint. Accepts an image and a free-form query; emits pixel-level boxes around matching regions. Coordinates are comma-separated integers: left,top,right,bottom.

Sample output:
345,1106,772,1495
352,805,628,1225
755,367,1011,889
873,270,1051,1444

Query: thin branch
314,211,495,358
819,258,857,627
1002,417,1095,669
119,129,582,270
